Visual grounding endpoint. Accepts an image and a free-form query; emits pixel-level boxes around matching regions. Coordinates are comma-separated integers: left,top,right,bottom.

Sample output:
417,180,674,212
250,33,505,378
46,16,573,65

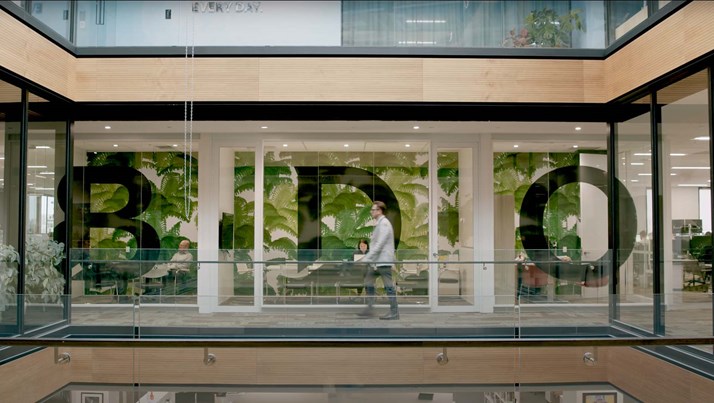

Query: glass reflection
23,92,67,331
615,94,654,332
0,79,22,331
658,70,712,344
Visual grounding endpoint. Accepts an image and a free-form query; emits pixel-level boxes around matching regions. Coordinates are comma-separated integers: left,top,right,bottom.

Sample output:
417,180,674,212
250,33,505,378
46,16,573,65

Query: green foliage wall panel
256,151,431,260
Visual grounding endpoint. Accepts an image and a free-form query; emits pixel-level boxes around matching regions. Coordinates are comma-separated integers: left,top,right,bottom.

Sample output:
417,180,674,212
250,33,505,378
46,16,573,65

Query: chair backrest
683,260,703,275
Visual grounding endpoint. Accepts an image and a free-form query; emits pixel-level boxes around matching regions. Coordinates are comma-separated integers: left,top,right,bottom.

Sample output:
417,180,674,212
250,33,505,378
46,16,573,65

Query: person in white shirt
165,240,192,272
143,240,192,280
357,201,399,320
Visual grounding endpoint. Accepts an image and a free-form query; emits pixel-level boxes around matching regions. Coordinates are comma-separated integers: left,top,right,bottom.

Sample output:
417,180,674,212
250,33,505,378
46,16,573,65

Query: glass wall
615,94,654,332
435,147,474,307
217,147,255,306
6,1,688,50
261,141,431,306
0,79,22,332
70,122,198,305
23,91,67,331
29,0,72,40
493,123,610,309
344,0,605,49
658,70,712,342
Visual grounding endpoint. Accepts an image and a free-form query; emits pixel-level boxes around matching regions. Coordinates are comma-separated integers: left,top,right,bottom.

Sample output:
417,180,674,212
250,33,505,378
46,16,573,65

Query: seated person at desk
137,240,193,290
354,239,369,261
164,240,193,273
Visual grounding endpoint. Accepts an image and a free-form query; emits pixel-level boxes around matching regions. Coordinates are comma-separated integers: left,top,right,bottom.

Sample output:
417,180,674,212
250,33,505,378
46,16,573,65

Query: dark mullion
63,118,73,322
16,89,28,335
708,66,714,337
650,91,665,335
68,0,77,44
608,121,620,322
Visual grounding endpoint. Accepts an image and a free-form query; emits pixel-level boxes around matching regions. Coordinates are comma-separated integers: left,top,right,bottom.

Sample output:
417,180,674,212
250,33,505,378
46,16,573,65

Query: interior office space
0,0,713,402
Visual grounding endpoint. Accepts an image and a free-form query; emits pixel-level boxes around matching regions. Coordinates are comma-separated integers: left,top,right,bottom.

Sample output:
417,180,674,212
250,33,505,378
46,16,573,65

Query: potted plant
25,236,66,304
504,7,584,48
0,244,19,312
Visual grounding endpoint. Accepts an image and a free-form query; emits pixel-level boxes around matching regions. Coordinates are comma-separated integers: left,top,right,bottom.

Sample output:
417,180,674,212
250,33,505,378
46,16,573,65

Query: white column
198,132,219,313
476,134,495,313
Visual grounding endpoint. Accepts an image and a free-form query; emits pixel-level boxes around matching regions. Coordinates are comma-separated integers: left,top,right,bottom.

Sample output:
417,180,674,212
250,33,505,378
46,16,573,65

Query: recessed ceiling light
572,145,578,148
344,144,349,148
638,173,652,176
39,171,54,175
671,166,710,170
405,144,411,148
670,173,677,176
630,162,644,166
678,184,708,187
104,126,111,130
413,126,420,130
172,144,178,148
513,145,519,148
113,144,118,147
633,153,651,156
27,165,47,169
575,126,582,131
693,136,710,141
261,126,268,129
35,145,50,149
669,153,686,156
283,144,288,148
630,179,639,183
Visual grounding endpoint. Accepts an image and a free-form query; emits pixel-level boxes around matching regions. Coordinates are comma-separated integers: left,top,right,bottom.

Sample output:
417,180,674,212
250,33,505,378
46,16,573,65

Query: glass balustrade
44,248,706,343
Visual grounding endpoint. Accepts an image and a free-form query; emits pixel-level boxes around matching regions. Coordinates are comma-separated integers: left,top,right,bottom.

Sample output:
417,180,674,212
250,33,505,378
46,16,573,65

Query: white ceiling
1,119,710,193
71,120,609,153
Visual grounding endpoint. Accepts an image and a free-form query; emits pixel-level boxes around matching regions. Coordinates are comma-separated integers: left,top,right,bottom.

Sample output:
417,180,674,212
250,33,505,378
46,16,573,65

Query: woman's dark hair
357,239,369,250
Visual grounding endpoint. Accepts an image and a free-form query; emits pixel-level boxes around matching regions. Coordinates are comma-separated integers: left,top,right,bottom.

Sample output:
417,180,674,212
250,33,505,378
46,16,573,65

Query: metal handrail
1,337,712,349
69,258,606,265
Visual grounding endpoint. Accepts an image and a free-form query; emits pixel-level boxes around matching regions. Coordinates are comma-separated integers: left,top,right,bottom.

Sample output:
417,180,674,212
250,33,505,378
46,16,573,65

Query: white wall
671,187,699,219
579,153,609,256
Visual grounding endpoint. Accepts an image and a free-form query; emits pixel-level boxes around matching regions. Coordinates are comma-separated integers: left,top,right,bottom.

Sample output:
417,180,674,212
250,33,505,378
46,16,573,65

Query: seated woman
354,239,369,261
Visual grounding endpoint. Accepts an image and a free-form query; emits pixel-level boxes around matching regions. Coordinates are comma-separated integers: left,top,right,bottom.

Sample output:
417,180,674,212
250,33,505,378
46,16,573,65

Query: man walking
358,201,399,320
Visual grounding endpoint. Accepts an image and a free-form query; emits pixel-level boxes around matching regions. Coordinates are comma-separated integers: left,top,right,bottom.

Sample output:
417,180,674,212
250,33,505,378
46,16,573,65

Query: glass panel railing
62,248,714,342
21,293,67,333
662,255,713,349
